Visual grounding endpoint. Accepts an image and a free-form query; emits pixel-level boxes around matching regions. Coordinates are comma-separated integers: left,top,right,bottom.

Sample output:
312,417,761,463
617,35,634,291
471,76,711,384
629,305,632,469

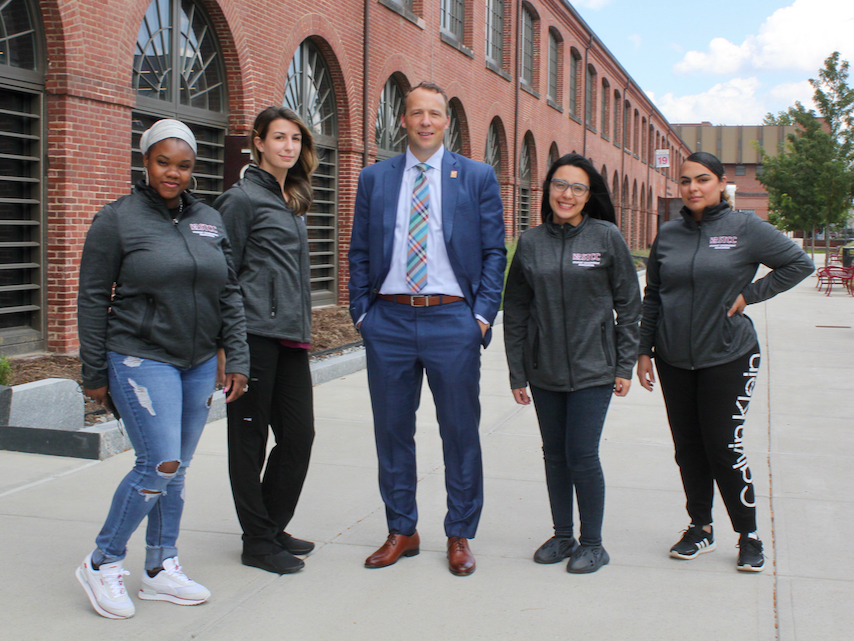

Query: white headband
140,119,198,155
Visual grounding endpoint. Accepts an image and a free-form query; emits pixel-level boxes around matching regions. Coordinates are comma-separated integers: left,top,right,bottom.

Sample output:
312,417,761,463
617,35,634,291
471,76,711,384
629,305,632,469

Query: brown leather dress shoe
364,532,420,568
447,536,476,576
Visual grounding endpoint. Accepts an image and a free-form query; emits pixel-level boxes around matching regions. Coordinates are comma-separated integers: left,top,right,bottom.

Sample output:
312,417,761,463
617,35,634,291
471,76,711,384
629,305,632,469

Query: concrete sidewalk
1,274,851,640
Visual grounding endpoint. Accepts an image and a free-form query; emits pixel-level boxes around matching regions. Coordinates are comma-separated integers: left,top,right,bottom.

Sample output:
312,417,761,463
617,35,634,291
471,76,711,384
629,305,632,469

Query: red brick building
2,0,690,356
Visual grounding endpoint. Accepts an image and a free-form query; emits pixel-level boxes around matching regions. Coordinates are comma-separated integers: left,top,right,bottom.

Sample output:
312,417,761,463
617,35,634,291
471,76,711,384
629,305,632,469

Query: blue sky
571,0,854,125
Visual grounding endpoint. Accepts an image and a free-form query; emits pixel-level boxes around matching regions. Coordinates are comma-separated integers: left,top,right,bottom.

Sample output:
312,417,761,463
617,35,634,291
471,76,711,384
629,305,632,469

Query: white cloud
650,78,768,125
674,0,854,75
571,0,612,9
628,34,641,49
767,80,813,107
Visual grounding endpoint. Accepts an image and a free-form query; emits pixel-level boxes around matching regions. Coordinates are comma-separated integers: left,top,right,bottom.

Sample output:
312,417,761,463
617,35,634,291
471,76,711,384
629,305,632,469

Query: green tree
810,51,854,161
758,53,854,259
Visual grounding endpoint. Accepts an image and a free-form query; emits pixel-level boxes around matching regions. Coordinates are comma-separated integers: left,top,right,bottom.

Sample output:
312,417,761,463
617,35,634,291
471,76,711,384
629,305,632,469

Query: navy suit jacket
348,150,507,346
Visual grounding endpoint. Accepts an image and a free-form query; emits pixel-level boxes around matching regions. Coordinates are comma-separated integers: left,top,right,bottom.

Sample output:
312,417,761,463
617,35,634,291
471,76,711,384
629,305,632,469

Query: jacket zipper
172,203,199,365
688,224,702,370
560,226,574,390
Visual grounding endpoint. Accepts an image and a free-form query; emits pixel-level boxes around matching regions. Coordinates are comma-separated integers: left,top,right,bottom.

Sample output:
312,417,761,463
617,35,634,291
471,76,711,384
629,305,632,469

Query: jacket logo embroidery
189,223,220,238
572,252,601,267
709,235,737,250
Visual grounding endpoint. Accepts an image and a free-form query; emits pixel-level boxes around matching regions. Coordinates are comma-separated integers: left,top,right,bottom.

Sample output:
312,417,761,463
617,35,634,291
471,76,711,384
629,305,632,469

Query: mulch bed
6,306,361,425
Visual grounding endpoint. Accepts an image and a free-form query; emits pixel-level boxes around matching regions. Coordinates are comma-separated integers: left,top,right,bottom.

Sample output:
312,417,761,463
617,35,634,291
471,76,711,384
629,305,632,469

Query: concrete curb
0,310,510,460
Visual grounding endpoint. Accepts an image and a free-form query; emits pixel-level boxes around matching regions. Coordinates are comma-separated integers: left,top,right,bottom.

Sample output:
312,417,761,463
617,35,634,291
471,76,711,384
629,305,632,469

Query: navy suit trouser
360,298,484,539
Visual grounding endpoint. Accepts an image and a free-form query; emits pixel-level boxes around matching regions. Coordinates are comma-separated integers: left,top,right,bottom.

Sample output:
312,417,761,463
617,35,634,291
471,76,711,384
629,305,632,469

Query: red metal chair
816,265,854,296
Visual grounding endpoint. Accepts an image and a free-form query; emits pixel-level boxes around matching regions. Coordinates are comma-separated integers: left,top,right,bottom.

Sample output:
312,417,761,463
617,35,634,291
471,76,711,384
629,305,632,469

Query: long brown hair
250,107,318,216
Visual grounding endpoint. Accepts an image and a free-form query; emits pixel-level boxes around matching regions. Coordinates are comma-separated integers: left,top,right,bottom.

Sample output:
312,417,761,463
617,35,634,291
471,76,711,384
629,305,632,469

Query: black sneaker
670,524,716,559
276,532,315,556
737,534,765,572
242,548,305,575
533,536,578,564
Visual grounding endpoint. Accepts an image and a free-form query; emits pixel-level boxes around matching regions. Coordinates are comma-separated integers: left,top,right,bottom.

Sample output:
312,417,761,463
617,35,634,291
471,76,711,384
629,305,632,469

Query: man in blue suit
348,82,506,576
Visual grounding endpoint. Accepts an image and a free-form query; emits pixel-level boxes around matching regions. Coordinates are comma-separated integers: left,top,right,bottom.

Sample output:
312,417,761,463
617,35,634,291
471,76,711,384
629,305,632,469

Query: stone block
9,378,83,431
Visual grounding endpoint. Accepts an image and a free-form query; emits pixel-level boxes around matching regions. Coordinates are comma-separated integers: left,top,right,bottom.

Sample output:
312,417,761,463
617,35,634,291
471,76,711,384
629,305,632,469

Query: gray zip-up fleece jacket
504,214,641,392
78,184,249,390
639,203,814,369
214,166,311,343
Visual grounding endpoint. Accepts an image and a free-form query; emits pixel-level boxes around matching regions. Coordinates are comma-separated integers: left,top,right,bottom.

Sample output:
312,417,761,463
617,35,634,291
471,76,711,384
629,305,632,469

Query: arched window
548,142,559,170
284,39,339,306
520,5,535,87
585,64,597,129
518,134,533,231
132,0,228,202
375,76,406,160
485,0,504,66
624,100,632,150
445,100,463,154
569,49,581,118
0,0,44,346
485,118,503,177
547,29,561,105
613,90,621,147
601,78,610,138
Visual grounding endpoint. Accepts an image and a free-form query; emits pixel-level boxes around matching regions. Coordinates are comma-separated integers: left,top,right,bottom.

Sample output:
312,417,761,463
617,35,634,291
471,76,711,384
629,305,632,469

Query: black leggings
655,346,760,534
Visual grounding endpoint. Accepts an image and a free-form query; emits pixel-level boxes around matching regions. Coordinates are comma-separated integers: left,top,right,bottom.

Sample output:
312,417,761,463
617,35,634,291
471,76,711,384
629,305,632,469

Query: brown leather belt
378,294,465,307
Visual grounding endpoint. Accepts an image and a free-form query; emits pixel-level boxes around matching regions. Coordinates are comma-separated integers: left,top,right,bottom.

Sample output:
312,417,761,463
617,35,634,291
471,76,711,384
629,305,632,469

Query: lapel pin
450,170,458,179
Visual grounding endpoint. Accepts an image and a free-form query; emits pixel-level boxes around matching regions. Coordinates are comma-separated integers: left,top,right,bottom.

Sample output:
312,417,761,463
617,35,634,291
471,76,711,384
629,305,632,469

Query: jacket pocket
141,295,156,341
600,322,613,367
269,274,277,318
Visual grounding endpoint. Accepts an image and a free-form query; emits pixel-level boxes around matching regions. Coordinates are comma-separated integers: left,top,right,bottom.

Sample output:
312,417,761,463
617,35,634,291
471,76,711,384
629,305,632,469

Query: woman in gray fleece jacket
637,151,813,572
504,154,641,574
214,107,318,576
76,120,249,619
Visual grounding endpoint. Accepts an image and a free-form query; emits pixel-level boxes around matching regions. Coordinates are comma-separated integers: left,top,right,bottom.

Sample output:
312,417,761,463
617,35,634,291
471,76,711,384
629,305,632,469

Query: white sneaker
75,552,135,619
139,556,211,605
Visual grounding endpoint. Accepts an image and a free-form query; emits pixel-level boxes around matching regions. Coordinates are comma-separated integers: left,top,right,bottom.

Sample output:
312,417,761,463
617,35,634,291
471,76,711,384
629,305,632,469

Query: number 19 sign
655,149,670,168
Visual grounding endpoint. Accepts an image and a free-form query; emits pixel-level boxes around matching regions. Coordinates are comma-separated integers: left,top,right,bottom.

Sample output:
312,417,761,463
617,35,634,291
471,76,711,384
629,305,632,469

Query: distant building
673,123,797,220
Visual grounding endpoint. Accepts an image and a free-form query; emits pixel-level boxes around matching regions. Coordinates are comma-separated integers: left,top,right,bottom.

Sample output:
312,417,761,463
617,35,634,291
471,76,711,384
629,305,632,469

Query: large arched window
375,76,407,160
132,0,228,202
518,134,533,232
284,39,339,306
0,0,45,348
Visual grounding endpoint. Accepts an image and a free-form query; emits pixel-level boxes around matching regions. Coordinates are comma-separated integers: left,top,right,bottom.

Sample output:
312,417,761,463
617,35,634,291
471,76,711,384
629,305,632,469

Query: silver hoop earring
143,167,149,185
190,175,198,192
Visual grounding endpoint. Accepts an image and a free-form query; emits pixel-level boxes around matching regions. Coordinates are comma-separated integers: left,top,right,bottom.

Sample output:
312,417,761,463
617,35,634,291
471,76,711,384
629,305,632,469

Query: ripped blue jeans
92,352,216,571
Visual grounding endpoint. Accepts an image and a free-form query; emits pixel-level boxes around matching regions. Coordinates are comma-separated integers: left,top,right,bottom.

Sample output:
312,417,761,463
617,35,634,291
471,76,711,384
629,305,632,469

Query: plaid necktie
406,163,429,292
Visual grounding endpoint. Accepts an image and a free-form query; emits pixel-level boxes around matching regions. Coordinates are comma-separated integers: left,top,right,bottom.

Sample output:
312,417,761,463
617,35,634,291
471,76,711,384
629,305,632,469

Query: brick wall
26,0,689,354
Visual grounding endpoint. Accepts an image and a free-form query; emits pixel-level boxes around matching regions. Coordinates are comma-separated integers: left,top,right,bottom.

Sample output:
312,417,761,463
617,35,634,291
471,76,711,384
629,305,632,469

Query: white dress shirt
379,146,465,297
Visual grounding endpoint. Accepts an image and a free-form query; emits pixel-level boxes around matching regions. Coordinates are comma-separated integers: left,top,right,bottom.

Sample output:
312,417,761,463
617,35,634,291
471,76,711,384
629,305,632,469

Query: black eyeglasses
549,179,590,197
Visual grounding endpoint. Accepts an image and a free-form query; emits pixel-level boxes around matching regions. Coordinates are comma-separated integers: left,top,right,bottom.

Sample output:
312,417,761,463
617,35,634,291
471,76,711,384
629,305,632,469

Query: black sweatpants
655,345,760,534
227,334,315,555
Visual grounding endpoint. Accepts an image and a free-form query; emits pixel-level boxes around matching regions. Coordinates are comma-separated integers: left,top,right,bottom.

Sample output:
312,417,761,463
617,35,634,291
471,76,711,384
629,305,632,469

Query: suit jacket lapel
382,156,406,267
441,152,459,243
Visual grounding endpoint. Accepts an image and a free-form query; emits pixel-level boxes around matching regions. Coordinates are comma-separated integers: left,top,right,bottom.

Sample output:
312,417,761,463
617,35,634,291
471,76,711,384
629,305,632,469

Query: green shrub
0,356,11,387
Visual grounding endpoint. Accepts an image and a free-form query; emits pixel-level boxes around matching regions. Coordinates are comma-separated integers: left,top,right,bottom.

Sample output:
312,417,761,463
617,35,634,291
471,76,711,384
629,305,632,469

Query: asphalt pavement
1,272,851,641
